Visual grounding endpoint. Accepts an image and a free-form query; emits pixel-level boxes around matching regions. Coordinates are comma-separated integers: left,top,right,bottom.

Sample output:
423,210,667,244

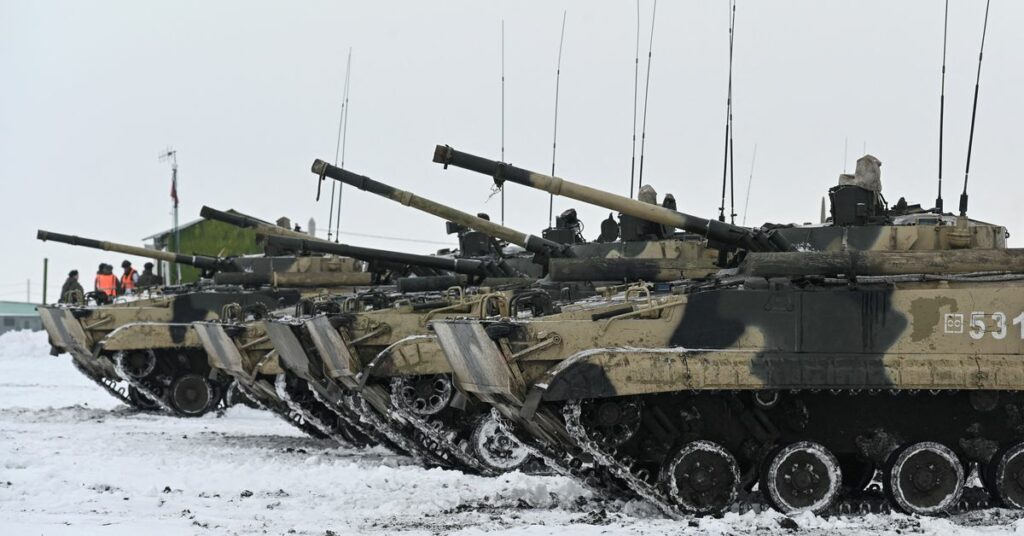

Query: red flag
171,176,179,208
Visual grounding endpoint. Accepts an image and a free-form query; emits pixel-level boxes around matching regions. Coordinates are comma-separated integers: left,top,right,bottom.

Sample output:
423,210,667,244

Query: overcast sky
2,0,1022,303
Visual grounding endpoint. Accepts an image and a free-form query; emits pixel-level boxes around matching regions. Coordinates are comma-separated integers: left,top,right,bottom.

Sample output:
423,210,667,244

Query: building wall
162,220,263,283
0,315,42,335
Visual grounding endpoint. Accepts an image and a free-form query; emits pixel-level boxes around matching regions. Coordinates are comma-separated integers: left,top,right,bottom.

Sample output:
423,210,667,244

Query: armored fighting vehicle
311,159,725,286
194,207,575,469
36,219,375,415
194,284,536,471
433,146,1007,258
111,232,539,442
426,146,1024,516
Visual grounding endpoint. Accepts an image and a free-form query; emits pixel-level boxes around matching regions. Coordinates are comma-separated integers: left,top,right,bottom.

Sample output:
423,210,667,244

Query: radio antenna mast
718,0,736,223
333,48,353,242
500,20,506,225
629,0,641,198
548,11,567,228
636,0,657,194
959,0,990,218
742,144,757,226
936,0,949,213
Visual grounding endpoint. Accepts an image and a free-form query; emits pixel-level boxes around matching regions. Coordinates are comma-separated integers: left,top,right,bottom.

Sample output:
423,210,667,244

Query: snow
2,329,1024,535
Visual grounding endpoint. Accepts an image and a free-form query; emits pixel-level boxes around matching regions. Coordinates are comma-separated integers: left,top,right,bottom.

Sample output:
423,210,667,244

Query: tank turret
264,235,519,279
431,145,795,253
310,159,573,260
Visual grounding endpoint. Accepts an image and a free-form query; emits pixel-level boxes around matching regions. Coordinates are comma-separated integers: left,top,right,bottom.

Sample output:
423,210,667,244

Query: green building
143,212,276,284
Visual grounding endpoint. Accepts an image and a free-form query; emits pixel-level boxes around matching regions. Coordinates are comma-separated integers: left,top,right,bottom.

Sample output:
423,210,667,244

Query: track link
387,381,492,475
113,352,178,414
274,375,357,446
563,400,683,518
69,357,134,406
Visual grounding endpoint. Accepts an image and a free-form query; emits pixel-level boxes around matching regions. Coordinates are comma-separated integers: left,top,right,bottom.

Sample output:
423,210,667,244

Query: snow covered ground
2,330,1024,535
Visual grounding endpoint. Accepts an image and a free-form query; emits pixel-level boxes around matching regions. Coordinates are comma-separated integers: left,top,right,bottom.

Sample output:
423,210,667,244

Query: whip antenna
629,0,640,198
960,0,990,218
334,48,353,242
327,48,352,242
501,20,506,225
718,0,736,223
636,0,657,194
742,144,757,226
548,11,567,228
729,121,737,223
936,0,949,213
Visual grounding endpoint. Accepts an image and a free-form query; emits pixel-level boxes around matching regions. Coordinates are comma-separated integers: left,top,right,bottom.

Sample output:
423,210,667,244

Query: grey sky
2,0,1021,303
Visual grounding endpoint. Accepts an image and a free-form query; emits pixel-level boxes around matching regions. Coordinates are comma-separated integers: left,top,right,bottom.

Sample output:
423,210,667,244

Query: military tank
36,230,311,414
425,146,1024,516
272,160,740,471
84,228,513,421
192,203,573,469
120,233,539,443
246,234,557,472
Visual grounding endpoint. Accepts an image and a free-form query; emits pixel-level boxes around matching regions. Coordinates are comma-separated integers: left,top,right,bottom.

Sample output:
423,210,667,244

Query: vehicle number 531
945,312,1024,340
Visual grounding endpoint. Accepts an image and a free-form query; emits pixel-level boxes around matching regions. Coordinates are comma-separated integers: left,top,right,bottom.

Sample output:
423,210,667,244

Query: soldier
58,269,84,304
94,263,119,301
120,260,139,295
136,262,161,289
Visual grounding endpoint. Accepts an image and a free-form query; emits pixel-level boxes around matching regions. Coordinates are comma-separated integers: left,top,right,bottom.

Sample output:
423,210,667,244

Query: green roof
0,301,41,317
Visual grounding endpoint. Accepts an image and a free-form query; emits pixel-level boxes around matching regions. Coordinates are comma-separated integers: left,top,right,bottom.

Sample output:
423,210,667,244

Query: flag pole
160,148,180,284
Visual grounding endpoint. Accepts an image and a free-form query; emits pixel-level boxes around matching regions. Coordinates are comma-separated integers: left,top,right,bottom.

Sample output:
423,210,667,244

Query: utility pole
159,148,180,285
42,258,48,304
26,279,30,303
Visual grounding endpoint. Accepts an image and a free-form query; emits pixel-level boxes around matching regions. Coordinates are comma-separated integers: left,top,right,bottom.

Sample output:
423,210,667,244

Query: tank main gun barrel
310,159,572,258
431,145,794,253
199,206,314,241
264,235,513,278
37,230,235,272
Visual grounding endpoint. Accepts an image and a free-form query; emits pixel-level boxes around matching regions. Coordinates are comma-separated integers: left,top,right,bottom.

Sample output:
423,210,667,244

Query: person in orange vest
120,260,139,295
94,263,120,302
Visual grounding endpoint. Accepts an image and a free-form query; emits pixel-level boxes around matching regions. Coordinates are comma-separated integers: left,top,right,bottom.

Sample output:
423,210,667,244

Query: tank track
112,353,178,414
69,357,134,407
563,401,683,518
488,408,628,497
305,382,399,449
274,374,362,446
346,390,454,468
233,380,327,439
554,393,1017,517
386,382,492,475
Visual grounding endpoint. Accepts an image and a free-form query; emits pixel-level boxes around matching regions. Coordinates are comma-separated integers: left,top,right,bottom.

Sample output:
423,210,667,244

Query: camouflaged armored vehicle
107,228,541,439
433,146,1007,259
311,159,724,287
195,218,573,471
425,146,1024,517
36,222,371,415
91,228,525,420
195,284,539,472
